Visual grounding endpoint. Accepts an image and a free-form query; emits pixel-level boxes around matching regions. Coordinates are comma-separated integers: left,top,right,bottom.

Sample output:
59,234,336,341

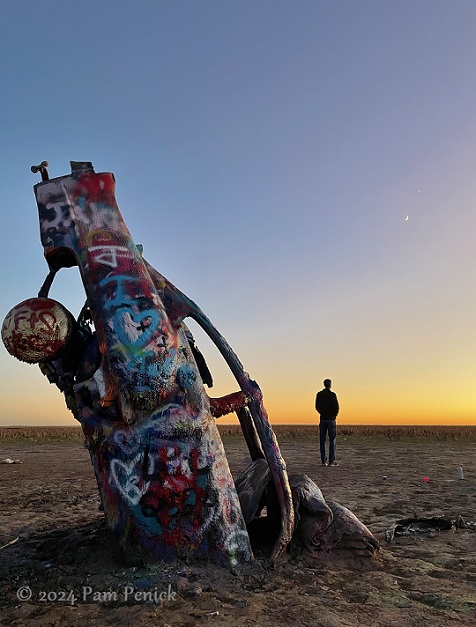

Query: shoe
329,462,339,467
321,462,328,466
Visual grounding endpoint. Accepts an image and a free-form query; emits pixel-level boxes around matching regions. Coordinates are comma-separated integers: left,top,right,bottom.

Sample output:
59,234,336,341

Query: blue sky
1,1,475,425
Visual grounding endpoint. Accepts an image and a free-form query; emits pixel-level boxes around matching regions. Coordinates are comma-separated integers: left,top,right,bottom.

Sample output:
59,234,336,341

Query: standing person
315,379,340,467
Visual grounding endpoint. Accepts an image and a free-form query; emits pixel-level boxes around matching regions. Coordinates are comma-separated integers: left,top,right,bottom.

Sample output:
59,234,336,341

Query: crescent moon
404,215,409,221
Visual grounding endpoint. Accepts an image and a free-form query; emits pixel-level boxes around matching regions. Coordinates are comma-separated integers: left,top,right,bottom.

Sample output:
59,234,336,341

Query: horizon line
2,423,476,428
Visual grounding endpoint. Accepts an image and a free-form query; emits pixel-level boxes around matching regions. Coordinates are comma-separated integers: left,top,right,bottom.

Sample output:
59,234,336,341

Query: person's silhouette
315,379,339,466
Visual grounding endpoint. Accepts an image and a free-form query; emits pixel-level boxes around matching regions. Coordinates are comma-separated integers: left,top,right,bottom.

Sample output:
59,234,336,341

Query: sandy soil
0,434,475,626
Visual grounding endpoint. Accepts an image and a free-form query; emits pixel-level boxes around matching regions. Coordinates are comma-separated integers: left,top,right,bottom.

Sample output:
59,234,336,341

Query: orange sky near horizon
1,353,474,427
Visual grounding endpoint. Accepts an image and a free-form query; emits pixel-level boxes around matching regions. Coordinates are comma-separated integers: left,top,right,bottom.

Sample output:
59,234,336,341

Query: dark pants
319,419,336,464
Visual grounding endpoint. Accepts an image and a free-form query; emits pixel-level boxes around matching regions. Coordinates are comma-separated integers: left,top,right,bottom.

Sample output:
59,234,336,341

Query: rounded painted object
1,297,75,363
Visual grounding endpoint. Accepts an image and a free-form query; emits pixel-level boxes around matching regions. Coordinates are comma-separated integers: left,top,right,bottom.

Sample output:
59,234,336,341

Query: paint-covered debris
385,515,475,542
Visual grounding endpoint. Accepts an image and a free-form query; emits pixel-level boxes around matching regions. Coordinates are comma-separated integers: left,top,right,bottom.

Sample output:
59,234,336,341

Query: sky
0,0,475,426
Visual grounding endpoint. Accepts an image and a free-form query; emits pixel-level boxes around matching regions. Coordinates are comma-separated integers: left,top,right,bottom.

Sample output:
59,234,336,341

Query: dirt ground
0,433,475,626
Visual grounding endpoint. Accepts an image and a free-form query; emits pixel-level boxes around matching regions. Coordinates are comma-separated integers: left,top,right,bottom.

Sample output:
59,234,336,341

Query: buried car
2,161,378,566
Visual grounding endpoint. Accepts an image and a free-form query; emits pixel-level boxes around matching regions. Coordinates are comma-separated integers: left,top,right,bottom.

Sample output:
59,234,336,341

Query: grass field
1,423,476,444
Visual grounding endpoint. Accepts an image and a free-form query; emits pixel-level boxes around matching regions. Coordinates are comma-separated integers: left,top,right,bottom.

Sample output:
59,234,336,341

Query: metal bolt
30,161,49,181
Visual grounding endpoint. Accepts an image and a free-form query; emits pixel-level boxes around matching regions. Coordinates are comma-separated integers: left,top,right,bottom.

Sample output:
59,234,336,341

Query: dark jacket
315,388,339,421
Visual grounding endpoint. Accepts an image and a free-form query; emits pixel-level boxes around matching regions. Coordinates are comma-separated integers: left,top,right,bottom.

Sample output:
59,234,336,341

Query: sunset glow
1,2,475,427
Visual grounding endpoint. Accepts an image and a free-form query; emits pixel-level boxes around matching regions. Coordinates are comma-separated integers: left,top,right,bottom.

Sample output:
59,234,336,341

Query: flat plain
0,425,475,626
